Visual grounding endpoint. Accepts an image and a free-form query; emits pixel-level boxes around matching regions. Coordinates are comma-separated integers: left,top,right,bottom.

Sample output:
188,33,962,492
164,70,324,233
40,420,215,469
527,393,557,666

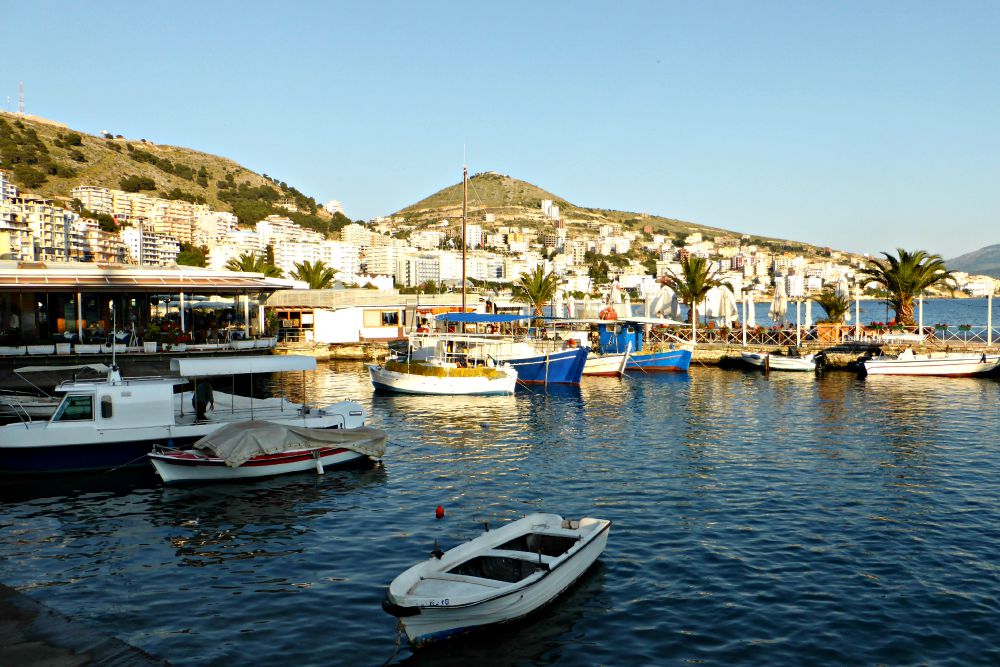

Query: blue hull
507,348,589,385
626,349,692,372
0,436,199,475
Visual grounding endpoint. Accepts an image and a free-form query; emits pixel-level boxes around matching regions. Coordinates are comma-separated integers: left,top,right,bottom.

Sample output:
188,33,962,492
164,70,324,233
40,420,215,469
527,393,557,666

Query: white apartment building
0,170,18,203
323,200,344,215
411,230,445,250
366,245,400,277
600,236,632,255
341,223,373,249
465,223,483,249
319,240,361,274
395,254,442,288
256,215,323,245
121,227,180,267
208,230,266,270
194,211,239,248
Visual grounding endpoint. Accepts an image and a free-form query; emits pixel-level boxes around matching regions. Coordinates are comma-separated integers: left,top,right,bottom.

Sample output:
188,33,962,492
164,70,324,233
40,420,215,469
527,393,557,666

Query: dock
0,584,168,666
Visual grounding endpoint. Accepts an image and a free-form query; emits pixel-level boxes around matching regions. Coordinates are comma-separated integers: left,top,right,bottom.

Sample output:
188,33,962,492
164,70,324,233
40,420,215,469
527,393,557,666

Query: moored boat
369,356,517,395
597,320,692,372
741,351,817,372
582,342,631,377
382,512,611,646
148,420,387,483
863,349,1000,376
0,355,368,474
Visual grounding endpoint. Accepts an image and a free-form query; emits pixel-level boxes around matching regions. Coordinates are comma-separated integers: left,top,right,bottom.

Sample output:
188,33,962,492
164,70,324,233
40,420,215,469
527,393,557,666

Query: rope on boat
380,620,405,666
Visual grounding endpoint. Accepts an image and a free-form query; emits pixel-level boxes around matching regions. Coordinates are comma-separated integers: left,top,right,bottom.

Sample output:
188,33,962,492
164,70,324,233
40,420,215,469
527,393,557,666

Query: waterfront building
0,261,287,345
465,223,483,250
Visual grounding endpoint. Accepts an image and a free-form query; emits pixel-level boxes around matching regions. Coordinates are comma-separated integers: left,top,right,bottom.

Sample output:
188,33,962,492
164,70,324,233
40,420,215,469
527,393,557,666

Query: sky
4,1,998,259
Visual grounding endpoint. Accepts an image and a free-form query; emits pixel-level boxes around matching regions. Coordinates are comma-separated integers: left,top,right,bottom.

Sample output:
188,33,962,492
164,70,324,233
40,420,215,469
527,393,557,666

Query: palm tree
659,255,726,323
225,252,283,278
512,265,558,318
811,288,850,323
856,248,956,325
290,260,334,290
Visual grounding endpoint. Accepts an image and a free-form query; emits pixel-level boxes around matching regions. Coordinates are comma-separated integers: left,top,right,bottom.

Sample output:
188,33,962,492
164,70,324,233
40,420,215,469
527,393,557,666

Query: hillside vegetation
948,244,1000,278
0,112,351,236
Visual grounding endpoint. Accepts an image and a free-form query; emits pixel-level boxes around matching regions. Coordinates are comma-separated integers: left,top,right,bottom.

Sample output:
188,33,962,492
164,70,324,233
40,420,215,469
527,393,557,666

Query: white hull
384,513,610,645
369,364,517,395
741,352,816,372
864,352,1000,376
148,447,368,483
582,353,629,377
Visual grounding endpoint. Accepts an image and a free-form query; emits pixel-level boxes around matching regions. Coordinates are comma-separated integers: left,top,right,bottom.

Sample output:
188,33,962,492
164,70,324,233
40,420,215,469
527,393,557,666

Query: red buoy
435,505,445,519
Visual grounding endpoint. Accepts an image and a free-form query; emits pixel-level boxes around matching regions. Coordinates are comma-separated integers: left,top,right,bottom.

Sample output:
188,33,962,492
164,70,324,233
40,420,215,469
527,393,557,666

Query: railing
644,324,1000,348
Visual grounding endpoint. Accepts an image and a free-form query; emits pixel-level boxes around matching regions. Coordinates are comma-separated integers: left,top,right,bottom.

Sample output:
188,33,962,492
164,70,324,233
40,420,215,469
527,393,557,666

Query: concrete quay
0,584,168,666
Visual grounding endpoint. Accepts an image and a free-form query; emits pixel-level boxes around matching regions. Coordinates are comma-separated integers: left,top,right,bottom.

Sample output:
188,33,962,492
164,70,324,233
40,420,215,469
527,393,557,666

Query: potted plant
811,288,849,343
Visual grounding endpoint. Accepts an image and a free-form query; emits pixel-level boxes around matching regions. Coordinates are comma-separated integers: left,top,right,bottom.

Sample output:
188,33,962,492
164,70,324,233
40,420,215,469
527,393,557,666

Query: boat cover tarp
15,364,111,374
193,420,388,467
170,355,316,377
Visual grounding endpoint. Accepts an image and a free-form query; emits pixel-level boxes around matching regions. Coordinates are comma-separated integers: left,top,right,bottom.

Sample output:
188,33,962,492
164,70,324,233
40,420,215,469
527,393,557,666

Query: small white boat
369,357,517,395
0,363,111,421
382,512,611,646
864,349,1000,376
148,420,387,483
741,351,816,372
582,342,631,377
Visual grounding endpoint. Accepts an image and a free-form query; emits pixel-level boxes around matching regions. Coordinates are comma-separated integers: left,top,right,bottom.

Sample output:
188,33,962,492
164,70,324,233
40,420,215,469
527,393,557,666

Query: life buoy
485,324,496,334
566,338,578,348
599,306,618,321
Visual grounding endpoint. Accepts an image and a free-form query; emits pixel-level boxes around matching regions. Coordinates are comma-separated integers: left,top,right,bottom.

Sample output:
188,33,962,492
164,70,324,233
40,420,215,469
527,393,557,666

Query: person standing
193,381,214,421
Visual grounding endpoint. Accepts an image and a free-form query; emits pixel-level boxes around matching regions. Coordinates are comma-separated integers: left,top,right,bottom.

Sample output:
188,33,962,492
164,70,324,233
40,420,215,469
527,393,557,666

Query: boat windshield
51,395,94,422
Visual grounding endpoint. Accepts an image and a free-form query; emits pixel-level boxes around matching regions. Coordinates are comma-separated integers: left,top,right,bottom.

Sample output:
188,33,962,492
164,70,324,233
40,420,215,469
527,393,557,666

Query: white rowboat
382,512,611,646
369,359,517,395
741,351,816,372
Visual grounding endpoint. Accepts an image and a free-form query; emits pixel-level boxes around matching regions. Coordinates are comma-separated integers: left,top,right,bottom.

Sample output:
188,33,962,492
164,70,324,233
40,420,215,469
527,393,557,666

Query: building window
364,310,399,327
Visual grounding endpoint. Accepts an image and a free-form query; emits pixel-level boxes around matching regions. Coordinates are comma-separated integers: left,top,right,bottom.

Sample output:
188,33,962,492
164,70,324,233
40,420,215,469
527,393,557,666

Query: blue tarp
434,313,529,324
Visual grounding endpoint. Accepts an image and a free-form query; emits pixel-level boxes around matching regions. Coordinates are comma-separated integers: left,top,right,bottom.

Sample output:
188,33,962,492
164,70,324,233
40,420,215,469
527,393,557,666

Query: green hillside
0,112,349,235
948,244,1000,278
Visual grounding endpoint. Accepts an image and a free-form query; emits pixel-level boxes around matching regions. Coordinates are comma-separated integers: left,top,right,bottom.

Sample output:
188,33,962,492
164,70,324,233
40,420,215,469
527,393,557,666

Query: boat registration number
427,598,450,607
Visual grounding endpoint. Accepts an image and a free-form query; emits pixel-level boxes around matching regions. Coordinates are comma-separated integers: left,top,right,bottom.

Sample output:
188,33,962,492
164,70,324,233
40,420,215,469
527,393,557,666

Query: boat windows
101,395,113,419
52,395,94,422
447,556,546,584
496,533,579,558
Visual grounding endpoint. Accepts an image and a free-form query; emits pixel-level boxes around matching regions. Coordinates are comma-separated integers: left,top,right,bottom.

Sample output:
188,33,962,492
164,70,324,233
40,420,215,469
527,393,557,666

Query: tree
856,248,956,325
290,260,334,289
225,252,283,277
176,244,207,268
659,255,726,323
811,288,850,323
512,265,558,318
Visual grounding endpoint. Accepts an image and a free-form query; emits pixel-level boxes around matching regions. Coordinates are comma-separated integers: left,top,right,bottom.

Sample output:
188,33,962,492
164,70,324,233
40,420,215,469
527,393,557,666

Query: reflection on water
2,362,1000,665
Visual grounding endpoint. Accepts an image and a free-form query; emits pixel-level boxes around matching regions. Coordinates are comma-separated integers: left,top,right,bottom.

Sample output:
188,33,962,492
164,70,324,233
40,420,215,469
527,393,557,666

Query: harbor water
2,361,1000,665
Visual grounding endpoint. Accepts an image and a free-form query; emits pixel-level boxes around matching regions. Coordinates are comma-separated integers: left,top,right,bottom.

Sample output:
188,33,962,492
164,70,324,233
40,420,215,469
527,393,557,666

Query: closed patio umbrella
769,281,788,326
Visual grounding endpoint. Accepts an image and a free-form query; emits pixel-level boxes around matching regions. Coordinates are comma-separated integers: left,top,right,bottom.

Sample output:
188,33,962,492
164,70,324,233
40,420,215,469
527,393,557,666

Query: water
2,363,1000,665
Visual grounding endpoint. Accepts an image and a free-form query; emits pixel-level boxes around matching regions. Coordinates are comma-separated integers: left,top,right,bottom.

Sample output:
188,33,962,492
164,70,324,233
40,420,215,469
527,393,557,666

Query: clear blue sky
5,1,998,259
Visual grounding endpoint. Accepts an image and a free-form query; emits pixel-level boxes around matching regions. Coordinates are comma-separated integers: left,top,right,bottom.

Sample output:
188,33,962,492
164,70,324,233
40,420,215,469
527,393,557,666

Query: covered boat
863,349,1000,376
382,512,611,646
148,420,388,483
741,351,817,372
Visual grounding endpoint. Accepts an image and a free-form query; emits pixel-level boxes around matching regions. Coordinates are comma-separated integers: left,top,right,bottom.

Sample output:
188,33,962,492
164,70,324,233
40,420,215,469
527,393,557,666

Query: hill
0,111,348,236
395,171,835,256
948,244,1000,278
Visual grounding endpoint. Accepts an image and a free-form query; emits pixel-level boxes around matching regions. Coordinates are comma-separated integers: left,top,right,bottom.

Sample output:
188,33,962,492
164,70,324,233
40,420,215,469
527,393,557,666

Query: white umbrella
835,274,852,322
567,294,576,319
769,281,788,325
718,286,739,327
610,280,623,304
804,299,813,328
702,286,721,322
553,290,565,318
582,295,594,319
743,292,756,328
669,291,681,320
622,292,632,318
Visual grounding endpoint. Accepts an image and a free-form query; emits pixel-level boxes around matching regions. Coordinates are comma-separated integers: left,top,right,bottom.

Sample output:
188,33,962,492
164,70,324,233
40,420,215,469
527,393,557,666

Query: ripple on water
2,366,1000,665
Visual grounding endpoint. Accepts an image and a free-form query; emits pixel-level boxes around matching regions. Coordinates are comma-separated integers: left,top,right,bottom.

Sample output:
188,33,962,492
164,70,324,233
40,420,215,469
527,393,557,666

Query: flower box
75,344,102,354
27,344,56,355
143,341,158,353
0,345,26,356
56,343,72,355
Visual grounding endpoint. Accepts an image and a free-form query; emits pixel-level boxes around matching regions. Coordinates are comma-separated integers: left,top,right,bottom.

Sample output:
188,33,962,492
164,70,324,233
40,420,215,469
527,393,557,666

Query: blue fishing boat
598,321,691,372
412,313,589,385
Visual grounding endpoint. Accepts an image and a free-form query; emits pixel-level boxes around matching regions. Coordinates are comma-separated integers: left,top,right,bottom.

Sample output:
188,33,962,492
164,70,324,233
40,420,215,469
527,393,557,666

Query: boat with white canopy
0,355,368,474
382,512,611,646
863,349,1000,376
0,364,111,421
741,351,817,372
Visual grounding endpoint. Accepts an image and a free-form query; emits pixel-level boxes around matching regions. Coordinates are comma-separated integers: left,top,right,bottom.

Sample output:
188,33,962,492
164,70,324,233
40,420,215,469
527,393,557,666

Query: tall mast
462,165,468,312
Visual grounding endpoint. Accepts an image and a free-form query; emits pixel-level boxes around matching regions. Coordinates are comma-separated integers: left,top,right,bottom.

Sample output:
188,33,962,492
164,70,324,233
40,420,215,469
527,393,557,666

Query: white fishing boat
864,349,1000,376
582,342,631,377
382,512,611,646
741,351,817,372
0,364,111,421
0,355,369,474
148,420,387,483
369,355,517,396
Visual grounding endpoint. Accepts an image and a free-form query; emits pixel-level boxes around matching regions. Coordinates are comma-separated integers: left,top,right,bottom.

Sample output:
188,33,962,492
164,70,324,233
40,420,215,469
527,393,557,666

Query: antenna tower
18,82,24,114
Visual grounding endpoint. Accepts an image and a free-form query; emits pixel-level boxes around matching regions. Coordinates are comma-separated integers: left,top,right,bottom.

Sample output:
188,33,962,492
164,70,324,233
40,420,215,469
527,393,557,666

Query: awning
169,355,317,377
434,313,529,324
